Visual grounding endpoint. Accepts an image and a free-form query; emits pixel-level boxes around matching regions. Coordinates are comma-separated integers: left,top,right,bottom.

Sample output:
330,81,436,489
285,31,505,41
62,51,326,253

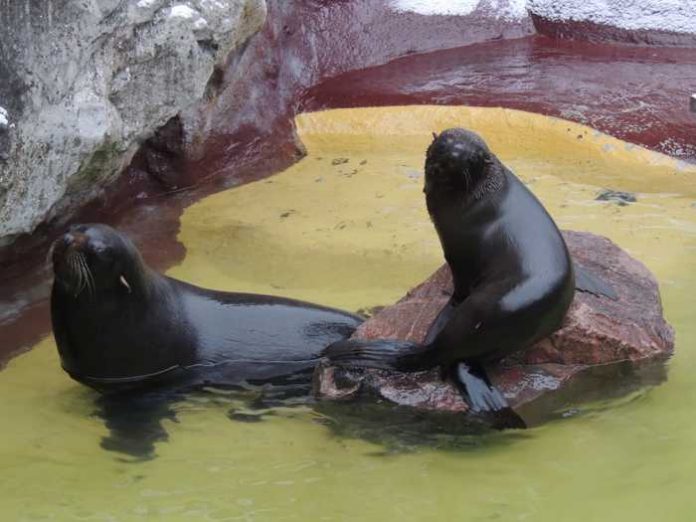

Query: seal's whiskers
68,251,88,297
75,252,95,298
462,168,472,192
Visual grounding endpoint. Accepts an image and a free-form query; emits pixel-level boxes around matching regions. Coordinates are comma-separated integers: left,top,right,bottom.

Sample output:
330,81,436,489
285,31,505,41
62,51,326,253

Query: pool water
1,106,695,521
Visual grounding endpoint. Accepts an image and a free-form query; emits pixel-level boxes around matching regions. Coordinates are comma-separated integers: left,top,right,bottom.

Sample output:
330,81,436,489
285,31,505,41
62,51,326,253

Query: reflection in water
94,392,184,461
316,359,669,453
516,358,670,425
93,375,315,460
91,359,668,461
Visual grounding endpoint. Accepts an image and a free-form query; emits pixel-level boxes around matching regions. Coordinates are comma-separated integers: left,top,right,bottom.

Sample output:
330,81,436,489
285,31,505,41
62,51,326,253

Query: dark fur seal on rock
324,129,613,419
50,224,362,394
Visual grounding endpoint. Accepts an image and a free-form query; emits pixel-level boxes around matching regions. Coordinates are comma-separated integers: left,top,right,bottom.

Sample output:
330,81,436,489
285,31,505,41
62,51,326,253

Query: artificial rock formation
315,231,674,419
0,0,266,246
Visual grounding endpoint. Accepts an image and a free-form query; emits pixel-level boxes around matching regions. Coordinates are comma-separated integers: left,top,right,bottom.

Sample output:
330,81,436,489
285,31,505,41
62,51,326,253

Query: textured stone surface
0,0,266,246
315,231,675,415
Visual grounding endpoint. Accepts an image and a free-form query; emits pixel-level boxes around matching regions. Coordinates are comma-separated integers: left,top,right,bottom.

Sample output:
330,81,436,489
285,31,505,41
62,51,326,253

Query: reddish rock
314,231,674,420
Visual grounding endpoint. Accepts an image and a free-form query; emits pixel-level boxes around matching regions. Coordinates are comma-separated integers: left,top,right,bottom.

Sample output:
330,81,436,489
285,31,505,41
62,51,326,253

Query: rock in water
314,231,674,424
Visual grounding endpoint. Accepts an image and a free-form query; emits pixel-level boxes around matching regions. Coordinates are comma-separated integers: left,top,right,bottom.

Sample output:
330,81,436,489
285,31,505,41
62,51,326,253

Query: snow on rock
390,0,481,17
390,0,695,30
193,17,209,29
169,4,198,18
390,0,529,20
484,0,528,20
528,0,696,35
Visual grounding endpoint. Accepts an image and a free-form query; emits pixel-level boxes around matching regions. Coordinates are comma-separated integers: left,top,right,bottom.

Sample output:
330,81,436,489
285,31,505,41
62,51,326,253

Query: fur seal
50,224,362,394
325,129,613,417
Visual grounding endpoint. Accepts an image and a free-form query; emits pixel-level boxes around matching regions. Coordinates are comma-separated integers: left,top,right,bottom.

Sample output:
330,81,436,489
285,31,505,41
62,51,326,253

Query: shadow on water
314,402,533,455
90,359,668,461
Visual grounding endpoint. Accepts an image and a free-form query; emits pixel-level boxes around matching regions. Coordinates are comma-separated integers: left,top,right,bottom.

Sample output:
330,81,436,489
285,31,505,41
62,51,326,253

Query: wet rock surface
0,0,266,246
595,189,637,206
314,231,675,422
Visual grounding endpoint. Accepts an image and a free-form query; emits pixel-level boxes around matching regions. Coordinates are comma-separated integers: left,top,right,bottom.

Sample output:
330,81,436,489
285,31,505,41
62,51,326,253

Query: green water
1,107,695,520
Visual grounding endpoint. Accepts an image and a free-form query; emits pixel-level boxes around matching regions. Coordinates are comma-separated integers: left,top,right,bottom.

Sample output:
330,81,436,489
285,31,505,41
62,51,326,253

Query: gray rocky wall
0,0,266,246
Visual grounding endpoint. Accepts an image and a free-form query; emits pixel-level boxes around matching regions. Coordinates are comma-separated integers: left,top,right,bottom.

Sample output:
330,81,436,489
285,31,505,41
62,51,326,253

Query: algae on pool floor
1,106,695,521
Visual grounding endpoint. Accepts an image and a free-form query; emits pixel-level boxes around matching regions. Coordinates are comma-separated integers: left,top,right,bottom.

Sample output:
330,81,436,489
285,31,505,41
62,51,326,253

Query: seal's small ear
432,132,438,141
119,275,132,293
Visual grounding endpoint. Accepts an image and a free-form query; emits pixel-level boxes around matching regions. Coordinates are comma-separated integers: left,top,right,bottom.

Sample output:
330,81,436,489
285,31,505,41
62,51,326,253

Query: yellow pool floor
1,106,695,521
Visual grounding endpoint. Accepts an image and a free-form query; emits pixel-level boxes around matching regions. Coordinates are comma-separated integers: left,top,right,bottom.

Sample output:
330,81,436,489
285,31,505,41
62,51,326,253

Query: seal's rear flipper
452,362,526,429
574,263,618,300
323,339,430,371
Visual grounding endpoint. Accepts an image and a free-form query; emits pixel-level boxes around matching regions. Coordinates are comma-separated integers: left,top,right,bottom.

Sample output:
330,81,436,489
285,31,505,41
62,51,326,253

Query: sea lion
324,129,613,416
50,224,362,394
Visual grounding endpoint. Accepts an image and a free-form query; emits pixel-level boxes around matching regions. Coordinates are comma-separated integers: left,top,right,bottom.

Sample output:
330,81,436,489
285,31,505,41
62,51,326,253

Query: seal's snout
52,232,88,262
67,231,89,250
51,231,93,287
58,233,76,254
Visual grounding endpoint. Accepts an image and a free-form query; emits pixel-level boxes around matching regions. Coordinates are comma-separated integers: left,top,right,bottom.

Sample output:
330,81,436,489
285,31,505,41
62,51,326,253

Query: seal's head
50,224,187,390
51,224,145,298
424,128,494,197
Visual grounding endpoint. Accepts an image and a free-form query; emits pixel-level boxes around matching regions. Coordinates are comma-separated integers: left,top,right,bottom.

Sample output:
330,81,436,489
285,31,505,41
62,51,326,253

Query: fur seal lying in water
325,129,613,417
50,224,362,394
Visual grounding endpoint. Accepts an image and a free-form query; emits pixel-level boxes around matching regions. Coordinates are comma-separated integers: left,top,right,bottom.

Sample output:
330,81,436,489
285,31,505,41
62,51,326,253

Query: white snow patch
169,4,198,19
391,0,528,20
390,0,481,16
0,107,8,127
528,0,696,34
136,0,158,8
474,0,528,20
484,0,528,20
193,17,208,29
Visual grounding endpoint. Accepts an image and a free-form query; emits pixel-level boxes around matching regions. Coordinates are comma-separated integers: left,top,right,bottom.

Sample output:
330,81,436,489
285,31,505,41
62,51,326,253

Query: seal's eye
96,248,115,263
71,224,88,233
85,243,116,268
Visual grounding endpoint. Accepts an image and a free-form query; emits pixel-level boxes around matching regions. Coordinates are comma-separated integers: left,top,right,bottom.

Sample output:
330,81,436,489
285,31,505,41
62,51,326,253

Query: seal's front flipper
452,362,526,429
452,361,506,411
574,263,618,300
323,339,431,371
